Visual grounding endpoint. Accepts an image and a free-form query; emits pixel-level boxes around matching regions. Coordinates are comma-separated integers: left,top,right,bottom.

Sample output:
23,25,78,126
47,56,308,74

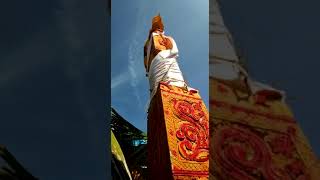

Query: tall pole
144,14,209,180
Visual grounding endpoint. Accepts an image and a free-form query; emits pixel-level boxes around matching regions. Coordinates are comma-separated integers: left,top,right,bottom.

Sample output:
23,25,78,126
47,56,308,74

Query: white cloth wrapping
148,33,186,99
148,51,185,100
210,59,241,80
145,32,187,111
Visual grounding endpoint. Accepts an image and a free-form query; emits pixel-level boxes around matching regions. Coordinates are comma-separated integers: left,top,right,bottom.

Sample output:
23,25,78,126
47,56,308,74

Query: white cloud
112,2,152,108
111,71,130,89
128,37,144,107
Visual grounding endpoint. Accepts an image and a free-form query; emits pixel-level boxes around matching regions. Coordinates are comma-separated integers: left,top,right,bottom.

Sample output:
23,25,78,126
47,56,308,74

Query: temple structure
210,0,320,179
144,15,209,179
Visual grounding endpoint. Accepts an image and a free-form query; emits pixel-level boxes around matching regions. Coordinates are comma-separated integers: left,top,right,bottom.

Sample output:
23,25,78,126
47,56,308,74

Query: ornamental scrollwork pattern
171,98,209,162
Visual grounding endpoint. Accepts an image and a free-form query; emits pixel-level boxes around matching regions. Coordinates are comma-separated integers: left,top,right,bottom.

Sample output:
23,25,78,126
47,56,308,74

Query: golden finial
150,13,164,33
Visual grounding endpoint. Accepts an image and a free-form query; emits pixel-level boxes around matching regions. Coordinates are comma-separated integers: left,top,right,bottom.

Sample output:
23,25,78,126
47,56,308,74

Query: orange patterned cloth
209,79,320,179
148,83,209,180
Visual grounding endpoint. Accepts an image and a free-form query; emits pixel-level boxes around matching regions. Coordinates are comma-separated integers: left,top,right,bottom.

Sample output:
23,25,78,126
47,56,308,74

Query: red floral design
268,126,297,158
171,150,177,157
169,129,174,136
172,99,209,162
212,126,291,180
217,84,228,94
165,110,169,115
287,126,296,136
285,160,310,180
255,93,269,107
268,133,295,158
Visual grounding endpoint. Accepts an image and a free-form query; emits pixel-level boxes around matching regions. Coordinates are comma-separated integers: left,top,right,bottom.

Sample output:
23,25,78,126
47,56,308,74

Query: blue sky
111,0,208,132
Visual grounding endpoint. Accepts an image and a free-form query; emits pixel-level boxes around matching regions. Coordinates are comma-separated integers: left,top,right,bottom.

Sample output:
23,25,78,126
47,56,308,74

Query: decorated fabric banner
209,79,320,179
148,83,209,179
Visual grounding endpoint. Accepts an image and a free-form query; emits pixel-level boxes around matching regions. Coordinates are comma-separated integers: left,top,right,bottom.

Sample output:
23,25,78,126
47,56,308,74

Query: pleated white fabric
145,32,188,111
149,36,186,96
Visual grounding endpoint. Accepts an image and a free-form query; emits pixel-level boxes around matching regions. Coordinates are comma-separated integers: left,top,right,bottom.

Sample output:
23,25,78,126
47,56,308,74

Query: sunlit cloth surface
145,32,188,111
